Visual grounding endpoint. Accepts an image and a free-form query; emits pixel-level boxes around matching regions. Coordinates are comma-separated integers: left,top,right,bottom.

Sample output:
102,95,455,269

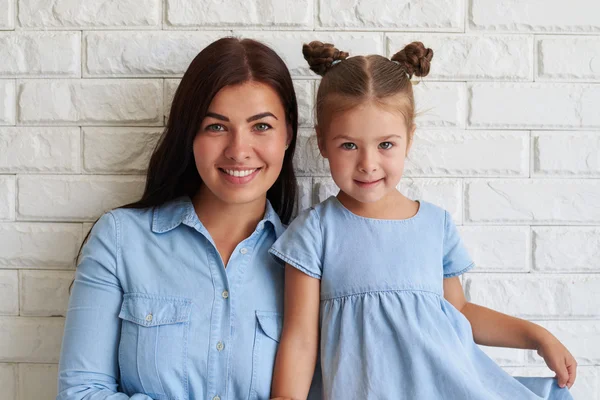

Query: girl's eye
206,124,225,132
341,142,357,150
254,123,272,132
379,142,393,150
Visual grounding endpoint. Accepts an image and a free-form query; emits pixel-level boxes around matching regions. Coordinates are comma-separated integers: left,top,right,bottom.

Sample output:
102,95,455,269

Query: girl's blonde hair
302,41,433,147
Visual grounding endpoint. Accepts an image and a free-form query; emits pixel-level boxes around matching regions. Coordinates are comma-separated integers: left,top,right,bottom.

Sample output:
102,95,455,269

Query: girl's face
193,81,291,208
318,101,414,205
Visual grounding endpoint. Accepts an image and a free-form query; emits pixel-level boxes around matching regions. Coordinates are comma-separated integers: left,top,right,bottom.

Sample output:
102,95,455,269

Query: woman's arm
270,265,321,400
443,276,577,388
57,213,153,400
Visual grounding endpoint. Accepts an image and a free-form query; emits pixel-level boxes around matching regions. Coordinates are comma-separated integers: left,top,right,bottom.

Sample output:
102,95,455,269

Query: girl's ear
315,125,328,158
405,123,416,156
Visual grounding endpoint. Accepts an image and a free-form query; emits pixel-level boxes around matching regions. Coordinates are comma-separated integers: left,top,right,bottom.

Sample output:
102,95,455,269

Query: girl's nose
358,150,378,173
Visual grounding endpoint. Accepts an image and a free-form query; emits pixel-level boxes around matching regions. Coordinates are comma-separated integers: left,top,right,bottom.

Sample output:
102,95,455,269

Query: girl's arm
443,277,577,389
270,265,321,400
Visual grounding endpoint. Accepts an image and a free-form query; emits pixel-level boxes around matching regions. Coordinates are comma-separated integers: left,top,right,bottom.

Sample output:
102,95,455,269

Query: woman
57,37,320,400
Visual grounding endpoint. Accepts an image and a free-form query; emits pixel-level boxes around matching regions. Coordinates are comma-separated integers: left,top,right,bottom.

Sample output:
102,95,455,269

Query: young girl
268,41,577,399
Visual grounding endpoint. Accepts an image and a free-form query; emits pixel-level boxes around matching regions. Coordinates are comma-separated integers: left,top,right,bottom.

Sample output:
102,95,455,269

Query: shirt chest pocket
118,294,192,400
249,311,283,400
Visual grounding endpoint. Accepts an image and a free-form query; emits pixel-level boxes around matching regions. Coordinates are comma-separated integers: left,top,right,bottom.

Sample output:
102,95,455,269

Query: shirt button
216,341,224,351
240,247,248,254
145,314,153,322
222,290,229,299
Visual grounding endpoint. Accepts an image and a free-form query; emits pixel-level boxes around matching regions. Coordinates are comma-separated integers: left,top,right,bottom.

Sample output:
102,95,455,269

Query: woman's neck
192,188,267,266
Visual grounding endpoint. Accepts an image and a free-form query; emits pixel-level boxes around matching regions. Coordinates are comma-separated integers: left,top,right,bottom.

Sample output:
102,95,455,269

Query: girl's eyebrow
332,134,402,141
205,112,278,122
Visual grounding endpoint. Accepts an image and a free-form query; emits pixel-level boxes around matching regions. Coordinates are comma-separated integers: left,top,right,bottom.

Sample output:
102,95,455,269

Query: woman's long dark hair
123,37,298,223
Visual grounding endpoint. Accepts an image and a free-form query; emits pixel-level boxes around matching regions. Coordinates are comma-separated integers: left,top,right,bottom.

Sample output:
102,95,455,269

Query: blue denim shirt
57,196,309,400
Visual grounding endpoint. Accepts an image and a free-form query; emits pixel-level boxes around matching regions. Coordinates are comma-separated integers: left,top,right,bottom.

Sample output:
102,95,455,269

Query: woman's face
193,81,291,208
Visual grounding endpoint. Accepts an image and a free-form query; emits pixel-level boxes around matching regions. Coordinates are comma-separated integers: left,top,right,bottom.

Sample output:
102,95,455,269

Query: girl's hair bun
390,41,433,79
302,41,349,76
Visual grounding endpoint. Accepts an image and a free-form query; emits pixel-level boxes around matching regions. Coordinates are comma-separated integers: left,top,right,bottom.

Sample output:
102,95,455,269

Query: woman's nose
223,131,252,161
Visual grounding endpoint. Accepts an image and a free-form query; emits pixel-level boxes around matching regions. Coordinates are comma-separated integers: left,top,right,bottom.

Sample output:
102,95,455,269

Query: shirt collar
152,196,285,237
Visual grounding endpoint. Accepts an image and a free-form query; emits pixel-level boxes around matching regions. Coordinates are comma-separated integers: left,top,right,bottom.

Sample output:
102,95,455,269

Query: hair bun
302,41,349,76
391,41,433,78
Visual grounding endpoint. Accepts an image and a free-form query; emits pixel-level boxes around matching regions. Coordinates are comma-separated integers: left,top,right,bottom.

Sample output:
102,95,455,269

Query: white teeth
223,169,257,177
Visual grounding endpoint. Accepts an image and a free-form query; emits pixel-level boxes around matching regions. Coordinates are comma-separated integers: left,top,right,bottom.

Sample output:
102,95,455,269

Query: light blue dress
269,196,573,400
57,196,321,400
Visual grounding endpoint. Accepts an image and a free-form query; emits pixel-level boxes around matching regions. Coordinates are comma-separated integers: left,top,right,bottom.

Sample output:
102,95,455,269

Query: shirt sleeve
443,211,475,278
269,207,323,280
57,212,154,400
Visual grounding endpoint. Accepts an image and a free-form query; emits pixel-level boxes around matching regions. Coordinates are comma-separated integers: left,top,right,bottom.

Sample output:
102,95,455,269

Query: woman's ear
286,123,293,149
316,126,328,158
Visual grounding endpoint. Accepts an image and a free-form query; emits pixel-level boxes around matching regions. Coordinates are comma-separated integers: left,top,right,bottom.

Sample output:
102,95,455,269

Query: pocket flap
119,294,192,327
256,311,283,342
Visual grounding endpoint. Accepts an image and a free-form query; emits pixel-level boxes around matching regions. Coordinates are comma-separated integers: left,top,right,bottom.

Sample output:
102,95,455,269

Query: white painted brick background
0,0,599,398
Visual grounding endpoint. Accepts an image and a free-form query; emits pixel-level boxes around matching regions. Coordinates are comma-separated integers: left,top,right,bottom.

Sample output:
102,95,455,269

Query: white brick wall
0,0,598,398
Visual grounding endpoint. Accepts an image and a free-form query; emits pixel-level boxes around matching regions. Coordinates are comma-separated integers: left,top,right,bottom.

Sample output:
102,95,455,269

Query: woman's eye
254,123,272,132
206,124,225,132
341,142,357,150
379,142,393,150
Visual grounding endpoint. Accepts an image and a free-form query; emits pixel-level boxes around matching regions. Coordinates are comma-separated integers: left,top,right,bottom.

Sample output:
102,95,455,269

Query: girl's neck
337,190,418,220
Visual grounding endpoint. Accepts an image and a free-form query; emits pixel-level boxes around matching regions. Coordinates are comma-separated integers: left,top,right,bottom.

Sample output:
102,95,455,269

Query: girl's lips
354,178,383,188
219,167,261,184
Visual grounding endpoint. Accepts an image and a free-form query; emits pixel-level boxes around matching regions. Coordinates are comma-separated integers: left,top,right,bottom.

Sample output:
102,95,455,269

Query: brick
0,317,64,362
469,0,600,32
533,227,600,272
533,131,600,176
0,127,80,173
414,83,466,128
18,79,162,126
83,127,162,173
294,129,328,176
0,271,18,315
166,0,312,28
18,0,160,29
17,175,145,221
233,31,384,77
0,363,17,400
0,0,14,30
318,0,463,31
537,37,600,81
406,130,529,177
0,80,15,125
503,366,598,400
294,80,314,127
0,176,15,221
468,83,600,129
313,177,463,222
465,179,600,224
20,271,73,317
295,177,313,217
18,364,58,400
400,178,463,222
0,32,80,77
0,223,82,269
459,226,529,272
164,79,180,122
84,31,223,77
528,320,600,366
387,34,532,81
478,345,524,366
465,274,600,318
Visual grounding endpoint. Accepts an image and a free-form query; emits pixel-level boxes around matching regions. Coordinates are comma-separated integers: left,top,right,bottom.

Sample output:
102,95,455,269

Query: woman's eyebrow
247,112,278,122
205,112,229,121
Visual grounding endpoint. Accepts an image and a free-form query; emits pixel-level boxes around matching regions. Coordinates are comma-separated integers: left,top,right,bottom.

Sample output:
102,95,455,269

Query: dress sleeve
269,207,323,280
443,211,475,278
57,212,153,400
